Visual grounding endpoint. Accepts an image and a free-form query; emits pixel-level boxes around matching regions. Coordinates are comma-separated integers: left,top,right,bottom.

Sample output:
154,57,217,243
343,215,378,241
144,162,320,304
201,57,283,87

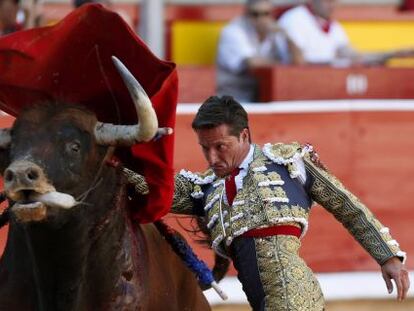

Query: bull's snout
4,160,55,201
5,164,41,185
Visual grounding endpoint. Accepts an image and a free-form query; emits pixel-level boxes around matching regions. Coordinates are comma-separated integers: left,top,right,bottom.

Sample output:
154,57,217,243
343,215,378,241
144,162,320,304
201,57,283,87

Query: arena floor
212,299,414,311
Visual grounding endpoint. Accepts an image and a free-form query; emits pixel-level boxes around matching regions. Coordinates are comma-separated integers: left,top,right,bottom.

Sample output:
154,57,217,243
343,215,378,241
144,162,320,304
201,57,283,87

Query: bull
0,57,210,310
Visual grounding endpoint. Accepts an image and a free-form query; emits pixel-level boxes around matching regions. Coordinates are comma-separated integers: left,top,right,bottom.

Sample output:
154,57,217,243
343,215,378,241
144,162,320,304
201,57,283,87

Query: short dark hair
192,96,249,138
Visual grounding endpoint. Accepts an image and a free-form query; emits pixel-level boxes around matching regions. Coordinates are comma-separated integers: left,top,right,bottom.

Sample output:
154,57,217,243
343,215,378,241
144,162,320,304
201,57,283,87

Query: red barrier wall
0,107,413,274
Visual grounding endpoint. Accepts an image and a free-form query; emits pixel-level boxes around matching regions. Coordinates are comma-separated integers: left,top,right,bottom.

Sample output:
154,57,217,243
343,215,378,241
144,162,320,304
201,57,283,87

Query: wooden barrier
253,65,414,102
177,66,216,103
178,65,414,103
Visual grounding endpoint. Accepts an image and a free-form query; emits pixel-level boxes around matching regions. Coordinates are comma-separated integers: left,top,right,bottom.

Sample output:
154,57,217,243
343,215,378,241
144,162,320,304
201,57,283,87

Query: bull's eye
67,141,81,154
4,170,13,182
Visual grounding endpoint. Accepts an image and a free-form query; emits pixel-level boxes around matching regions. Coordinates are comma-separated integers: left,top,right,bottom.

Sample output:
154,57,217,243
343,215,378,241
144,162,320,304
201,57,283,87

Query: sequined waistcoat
201,146,312,257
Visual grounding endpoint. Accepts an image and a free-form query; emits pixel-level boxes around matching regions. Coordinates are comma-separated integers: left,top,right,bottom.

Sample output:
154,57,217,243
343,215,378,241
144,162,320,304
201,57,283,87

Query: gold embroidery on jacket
269,142,301,160
268,171,283,182
171,174,196,215
255,235,325,310
304,154,403,264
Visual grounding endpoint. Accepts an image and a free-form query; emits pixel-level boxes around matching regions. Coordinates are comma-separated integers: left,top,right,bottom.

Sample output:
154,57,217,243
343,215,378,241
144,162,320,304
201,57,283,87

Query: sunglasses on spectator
248,10,271,18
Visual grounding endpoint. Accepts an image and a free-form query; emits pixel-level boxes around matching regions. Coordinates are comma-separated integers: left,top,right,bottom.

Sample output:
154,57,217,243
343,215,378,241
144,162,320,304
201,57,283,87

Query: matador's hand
152,127,173,141
381,256,410,301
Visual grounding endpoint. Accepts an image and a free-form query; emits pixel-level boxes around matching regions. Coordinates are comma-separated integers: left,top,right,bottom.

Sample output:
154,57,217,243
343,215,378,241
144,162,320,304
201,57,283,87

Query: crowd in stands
217,0,414,102
1,0,414,103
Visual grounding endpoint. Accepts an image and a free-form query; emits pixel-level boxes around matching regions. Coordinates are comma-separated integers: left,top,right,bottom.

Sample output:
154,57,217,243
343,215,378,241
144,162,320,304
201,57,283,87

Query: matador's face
195,124,250,178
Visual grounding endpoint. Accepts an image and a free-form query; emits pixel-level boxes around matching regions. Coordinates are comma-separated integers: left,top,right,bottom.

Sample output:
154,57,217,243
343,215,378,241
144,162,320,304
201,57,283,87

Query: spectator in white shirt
278,0,414,66
216,0,300,103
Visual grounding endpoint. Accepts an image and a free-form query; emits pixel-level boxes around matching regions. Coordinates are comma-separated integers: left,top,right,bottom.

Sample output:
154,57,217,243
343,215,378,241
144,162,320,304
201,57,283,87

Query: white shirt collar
238,144,254,171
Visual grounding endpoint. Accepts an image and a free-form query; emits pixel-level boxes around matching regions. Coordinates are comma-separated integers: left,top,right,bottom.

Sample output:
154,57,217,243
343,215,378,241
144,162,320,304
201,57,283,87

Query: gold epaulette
263,142,302,162
262,142,313,179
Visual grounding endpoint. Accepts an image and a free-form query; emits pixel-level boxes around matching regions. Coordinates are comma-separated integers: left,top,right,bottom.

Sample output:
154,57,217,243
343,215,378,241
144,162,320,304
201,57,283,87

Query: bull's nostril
27,170,39,181
4,170,14,183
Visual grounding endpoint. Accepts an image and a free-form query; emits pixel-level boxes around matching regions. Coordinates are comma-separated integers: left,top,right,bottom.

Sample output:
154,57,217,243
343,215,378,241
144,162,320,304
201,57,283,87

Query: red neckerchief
225,167,241,206
305,4,332,33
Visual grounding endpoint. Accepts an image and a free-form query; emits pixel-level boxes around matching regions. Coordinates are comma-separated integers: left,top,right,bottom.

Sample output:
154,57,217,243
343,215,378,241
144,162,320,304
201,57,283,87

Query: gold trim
305,154,403,265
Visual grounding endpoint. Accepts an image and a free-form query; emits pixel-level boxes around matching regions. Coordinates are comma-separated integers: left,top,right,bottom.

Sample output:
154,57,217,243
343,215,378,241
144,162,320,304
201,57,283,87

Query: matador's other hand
381,256,410,301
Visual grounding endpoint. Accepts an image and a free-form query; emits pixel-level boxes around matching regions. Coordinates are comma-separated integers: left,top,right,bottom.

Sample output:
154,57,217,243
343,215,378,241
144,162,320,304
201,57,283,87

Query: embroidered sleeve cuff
171,174,196,215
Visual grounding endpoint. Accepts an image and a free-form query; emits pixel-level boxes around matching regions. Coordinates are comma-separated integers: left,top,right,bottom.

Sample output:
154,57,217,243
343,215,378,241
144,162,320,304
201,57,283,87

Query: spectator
19,0,45,29
216,0,299,103
0,0,22,36
73,0,133,29
278,0,414,66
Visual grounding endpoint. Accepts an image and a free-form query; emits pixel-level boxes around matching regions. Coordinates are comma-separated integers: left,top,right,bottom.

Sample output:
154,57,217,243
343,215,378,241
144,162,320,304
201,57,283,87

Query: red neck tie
225,168,240,206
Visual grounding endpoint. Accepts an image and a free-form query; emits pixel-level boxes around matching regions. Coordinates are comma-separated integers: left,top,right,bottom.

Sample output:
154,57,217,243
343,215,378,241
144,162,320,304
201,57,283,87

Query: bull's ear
0,129,11,149
0,147,10,176
0,129,11,174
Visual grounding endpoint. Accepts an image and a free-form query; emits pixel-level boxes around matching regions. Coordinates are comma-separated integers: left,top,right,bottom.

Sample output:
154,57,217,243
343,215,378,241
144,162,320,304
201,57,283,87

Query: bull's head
0,57,164,224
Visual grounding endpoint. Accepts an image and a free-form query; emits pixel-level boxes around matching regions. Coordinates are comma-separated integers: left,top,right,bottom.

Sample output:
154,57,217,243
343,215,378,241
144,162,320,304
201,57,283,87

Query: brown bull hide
0,103,210,310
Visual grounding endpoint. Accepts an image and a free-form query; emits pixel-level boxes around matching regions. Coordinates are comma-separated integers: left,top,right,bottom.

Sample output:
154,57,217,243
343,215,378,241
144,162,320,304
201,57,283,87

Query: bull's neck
1,173,138,310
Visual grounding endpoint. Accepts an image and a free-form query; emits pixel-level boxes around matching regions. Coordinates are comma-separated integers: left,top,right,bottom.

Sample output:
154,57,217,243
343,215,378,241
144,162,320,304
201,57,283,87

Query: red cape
0,4,177,223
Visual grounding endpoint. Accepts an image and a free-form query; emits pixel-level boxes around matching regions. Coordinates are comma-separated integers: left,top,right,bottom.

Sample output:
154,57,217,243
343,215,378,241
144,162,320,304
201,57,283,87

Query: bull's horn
0,129,11,149
94,56,158,146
